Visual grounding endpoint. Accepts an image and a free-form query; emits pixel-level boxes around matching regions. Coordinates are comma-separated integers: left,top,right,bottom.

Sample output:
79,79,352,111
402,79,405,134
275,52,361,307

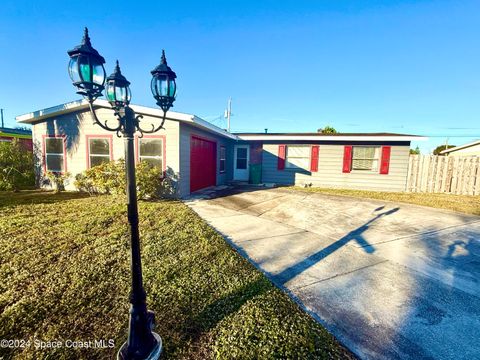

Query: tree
433,144,456,155
0,139,35,191
409,146,420,155
319,126,337,134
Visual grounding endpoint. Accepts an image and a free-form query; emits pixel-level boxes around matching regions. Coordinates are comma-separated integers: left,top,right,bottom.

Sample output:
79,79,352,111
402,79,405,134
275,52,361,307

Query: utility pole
1,108,4,128
224,97,232,132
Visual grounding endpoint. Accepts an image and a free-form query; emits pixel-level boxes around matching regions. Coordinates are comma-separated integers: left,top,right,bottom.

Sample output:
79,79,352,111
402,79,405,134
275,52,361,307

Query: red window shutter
342,146,352,173
380,146,391,174
278,145,286,170
310,145,319,172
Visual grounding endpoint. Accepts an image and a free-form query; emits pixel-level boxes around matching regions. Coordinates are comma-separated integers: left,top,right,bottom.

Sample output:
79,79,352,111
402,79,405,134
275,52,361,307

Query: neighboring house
440,140,480,157
16,100,424,197
0,127,33,151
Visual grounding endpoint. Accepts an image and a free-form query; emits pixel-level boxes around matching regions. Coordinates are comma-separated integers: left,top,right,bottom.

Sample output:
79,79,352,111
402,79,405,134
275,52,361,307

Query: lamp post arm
88,100,123,133
135,111,167,135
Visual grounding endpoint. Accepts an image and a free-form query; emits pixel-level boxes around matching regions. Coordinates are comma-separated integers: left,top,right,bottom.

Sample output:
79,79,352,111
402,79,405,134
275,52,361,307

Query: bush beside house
0,139,35,191
74,159,176,199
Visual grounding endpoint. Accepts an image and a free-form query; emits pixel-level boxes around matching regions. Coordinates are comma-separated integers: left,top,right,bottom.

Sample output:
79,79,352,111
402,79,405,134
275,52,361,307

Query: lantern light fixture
67,28,106,101
67,27,179,360
105,60,132,110
150,50,177,113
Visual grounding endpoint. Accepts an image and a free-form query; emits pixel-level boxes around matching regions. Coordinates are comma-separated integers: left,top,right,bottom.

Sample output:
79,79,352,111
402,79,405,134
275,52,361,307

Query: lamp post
67,28,177,360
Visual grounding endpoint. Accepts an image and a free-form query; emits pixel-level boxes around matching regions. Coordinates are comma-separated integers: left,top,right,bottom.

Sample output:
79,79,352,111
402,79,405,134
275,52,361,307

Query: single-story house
16,100,425,197
440,140,480,157
0,126,33,151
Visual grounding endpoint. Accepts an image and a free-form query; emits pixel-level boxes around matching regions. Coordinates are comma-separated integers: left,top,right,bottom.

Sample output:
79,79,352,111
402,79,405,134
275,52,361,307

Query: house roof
16,100,426,143
440,139,480,154
15,99,237,140
234,132,426,142
0,127,32,139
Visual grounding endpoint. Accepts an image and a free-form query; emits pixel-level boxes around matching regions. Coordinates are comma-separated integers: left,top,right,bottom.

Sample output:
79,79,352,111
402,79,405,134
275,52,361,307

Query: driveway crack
290,259,389,290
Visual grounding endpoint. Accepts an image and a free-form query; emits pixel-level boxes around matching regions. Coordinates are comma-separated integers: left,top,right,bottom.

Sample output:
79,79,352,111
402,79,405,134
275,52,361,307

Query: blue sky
0,0,479,153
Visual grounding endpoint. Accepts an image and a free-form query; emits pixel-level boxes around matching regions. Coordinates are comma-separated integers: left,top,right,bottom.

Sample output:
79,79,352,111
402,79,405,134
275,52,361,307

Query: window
139,137,164,169
220,146,226,173
44,137,65,172
236,147,248,169
88,137,111,168
286,145,310,169
352,146,380,171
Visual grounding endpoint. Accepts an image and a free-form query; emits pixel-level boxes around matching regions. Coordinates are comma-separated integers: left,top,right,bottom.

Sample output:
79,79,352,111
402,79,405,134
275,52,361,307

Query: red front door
190,136,217,193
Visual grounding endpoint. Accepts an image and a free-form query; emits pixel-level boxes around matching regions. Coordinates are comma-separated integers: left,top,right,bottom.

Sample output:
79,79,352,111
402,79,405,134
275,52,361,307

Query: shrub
45,171,71,192
74,159,174,199
0,139,35,191
75,159,126,195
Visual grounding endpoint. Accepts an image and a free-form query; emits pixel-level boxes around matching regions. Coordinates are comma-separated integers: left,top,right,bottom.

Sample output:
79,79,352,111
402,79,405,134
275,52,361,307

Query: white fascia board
237,135,428,142
126,104,237,139
440,140,480,154
16,99,90,123
16,99,238,140
16,99,194,124
185,116,239,140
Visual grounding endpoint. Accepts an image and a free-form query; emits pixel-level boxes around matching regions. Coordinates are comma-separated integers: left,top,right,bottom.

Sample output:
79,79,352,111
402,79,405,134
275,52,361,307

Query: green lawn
290,187,480,216
0,191,354,360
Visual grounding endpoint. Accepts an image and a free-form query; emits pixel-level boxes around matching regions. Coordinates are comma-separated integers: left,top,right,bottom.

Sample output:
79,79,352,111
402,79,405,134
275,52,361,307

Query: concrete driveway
185,186,480,360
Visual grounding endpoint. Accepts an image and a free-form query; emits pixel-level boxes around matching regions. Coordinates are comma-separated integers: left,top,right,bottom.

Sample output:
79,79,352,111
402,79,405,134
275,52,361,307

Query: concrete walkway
185,186,480,360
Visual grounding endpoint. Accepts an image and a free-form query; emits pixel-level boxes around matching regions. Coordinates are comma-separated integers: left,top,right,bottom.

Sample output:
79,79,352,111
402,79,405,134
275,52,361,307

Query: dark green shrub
0,139,35,191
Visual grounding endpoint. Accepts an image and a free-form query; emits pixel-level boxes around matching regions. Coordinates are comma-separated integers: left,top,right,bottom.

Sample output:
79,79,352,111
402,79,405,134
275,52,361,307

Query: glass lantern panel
115,87,126,102
154,75,168,97
106,84,116,102
78,56,92,82
168,80,176,97
68,57,80,83
92,64,105,85
159,78,168,97
150,77,157,97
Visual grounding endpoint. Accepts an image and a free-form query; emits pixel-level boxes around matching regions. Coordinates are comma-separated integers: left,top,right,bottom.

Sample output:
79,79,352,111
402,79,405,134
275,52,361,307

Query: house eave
440,140,480,154
16,99,237,140
236,134,428,142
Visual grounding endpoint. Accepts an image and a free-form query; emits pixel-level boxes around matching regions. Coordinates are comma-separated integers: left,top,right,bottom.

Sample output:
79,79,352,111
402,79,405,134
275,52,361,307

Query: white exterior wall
32,108,180,192
262,143,410,192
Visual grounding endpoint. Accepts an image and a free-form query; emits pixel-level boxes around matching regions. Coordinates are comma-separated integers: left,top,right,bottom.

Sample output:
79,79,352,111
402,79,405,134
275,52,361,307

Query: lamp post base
117,332,162,360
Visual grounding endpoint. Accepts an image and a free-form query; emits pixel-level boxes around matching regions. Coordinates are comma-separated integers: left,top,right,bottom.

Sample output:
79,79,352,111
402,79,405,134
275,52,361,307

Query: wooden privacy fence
406,155,480,195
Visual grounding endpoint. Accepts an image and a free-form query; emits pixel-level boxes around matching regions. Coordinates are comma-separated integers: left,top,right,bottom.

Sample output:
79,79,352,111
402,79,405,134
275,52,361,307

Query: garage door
190,136,217,193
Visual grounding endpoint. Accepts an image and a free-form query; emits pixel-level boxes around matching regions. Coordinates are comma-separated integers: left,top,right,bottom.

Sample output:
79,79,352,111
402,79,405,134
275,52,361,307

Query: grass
0,190,354,360
290,186,480,216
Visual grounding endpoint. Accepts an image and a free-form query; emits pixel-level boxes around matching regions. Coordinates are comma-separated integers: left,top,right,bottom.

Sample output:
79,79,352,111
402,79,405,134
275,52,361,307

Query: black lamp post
67,28,177,360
